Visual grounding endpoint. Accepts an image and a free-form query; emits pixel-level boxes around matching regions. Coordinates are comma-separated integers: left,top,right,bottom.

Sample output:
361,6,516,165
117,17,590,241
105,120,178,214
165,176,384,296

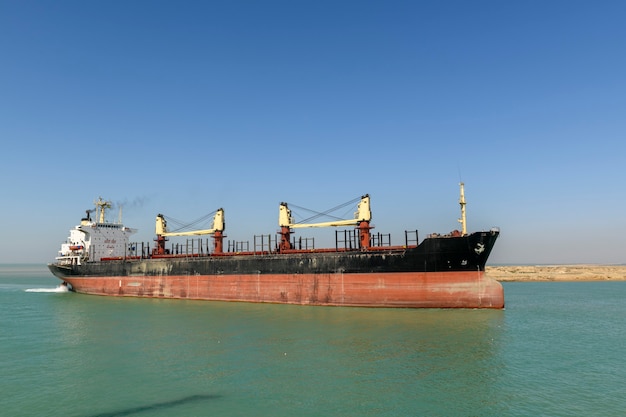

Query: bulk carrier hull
48,230,504,308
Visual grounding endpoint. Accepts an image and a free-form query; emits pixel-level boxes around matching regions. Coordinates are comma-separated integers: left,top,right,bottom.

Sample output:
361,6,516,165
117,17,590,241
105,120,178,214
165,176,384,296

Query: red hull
63,271,504,309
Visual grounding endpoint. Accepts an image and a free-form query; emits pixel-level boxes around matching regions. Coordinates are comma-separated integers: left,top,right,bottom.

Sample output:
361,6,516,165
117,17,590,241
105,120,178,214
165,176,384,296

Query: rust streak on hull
62,271,504,309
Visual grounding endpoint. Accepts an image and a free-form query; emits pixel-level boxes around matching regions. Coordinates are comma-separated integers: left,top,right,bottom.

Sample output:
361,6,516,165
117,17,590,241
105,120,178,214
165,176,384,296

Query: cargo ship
48,184,503,308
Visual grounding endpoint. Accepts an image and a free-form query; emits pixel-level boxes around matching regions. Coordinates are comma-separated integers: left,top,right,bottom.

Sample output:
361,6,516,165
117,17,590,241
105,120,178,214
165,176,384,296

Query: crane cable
162,210,219,233
287,195,363,224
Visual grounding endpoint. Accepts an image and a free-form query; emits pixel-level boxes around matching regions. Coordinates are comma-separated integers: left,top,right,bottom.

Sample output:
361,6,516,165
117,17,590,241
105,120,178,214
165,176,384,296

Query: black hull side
48,230,499,279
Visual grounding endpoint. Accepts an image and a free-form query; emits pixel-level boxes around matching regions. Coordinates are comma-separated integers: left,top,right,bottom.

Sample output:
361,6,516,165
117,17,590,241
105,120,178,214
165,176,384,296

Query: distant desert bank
486,265,626,281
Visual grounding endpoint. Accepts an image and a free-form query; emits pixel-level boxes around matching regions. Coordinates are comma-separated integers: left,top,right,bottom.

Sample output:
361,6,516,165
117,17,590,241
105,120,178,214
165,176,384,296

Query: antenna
458,182,467,235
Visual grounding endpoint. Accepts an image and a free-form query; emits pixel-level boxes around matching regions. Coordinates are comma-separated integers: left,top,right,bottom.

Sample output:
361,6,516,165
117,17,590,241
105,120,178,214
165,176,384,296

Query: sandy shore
486,265,626,282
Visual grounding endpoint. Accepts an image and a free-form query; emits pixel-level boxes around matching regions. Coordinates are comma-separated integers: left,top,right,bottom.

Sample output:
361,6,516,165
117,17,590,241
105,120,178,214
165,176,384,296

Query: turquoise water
2,265,625,416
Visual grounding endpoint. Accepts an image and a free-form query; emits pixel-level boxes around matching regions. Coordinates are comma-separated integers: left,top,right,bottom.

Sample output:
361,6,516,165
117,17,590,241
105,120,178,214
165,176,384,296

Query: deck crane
153,209,225,255
278,195,372,251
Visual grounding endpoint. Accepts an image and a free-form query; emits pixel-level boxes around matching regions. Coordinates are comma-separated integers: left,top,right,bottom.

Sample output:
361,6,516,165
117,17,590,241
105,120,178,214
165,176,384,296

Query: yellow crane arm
156,208,225,237
279,195,371,228
288,219,360,229
159,228,219,237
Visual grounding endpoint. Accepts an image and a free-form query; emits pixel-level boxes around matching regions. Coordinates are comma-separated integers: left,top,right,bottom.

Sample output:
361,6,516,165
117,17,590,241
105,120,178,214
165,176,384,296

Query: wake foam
25,285,70,293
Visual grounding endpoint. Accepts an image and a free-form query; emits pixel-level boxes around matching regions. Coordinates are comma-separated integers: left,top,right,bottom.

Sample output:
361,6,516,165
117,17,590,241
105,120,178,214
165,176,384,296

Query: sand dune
486,265,626,281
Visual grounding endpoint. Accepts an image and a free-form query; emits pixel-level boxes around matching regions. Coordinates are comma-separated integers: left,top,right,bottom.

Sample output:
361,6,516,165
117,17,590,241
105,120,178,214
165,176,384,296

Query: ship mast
458,182,467,235
94,197,112,224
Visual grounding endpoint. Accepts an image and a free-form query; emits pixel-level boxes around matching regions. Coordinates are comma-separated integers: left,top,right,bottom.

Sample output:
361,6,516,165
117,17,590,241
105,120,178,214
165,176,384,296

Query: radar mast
458,183,467,235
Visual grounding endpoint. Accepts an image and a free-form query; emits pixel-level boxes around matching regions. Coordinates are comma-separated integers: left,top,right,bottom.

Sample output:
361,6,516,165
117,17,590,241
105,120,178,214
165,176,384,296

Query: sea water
1,264,625,417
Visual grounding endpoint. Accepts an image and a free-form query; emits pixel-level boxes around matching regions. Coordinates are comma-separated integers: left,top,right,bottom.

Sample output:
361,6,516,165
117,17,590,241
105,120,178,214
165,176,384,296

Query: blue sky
1,0,625,264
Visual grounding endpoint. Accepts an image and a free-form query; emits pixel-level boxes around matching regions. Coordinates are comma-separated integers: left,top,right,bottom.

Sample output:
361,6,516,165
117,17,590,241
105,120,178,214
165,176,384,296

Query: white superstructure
55,198,137,265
